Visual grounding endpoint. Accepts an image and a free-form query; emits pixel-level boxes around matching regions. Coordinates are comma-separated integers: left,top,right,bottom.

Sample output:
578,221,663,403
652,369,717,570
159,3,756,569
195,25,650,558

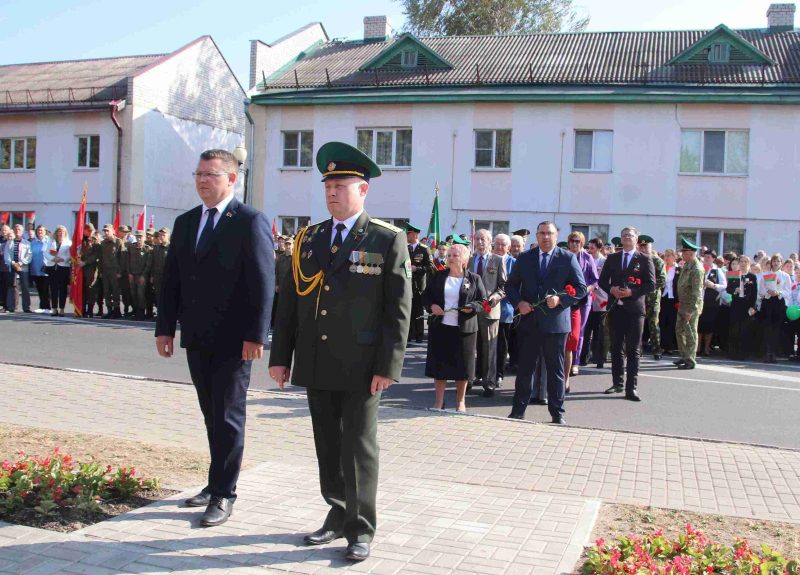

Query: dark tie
623,253,629,270
195,207,217,256
330,222,346,263
477,255,484,276
540,252,548,276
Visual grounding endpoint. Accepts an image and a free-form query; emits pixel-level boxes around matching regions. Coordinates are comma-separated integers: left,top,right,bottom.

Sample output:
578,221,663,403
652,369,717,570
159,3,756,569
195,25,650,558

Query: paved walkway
1,364,800,574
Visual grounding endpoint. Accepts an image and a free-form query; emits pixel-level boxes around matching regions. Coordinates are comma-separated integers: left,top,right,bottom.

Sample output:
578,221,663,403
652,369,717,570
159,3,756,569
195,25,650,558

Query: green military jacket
150,243,169,280
274,253,293,292
647,254,667,302
269,212,412,391
408,243,434,295
98,237,124,271
80,239,99,275
677,258,705,315
127,243,152,276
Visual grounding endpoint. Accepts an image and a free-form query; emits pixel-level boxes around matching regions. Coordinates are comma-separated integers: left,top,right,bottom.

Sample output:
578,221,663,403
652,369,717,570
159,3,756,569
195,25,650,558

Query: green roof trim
359,34,453,72
668,24,775,66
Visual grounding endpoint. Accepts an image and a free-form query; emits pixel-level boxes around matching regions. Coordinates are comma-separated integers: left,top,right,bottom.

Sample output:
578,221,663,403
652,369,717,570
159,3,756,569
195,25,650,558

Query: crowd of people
0,222,170,320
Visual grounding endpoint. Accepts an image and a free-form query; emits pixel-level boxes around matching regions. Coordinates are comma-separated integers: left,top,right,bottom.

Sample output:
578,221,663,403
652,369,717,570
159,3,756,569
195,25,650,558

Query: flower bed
582,524,798,574
1,447,170,531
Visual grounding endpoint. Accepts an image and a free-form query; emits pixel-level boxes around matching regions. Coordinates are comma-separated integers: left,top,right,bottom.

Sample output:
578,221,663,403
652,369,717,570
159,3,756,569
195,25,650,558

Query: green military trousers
676,310,700,367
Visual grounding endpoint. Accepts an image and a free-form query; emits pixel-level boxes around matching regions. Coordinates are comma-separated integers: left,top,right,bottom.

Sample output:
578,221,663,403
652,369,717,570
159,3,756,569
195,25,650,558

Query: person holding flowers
423,241,487,412
506,221,586,424
726,255,757,360
758,253,793,363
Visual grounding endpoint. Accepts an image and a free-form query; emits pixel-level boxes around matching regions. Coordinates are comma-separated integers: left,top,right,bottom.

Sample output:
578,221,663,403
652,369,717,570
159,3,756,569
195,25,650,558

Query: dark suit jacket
598,251,656,316
505,247,587,334
409,243,434,294
269,212,412,391
422,270,487,333
155,197,275,354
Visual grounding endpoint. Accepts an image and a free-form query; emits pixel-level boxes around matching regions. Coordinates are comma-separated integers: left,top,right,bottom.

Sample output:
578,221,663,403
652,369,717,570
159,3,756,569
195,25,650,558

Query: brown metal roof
0,54,166,110
258,28,800,91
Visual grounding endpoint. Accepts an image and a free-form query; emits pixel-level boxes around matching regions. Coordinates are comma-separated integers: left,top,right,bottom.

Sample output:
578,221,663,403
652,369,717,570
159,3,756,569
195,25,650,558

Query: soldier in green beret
269,141,412,562
638,235,667,359
675,237,705,369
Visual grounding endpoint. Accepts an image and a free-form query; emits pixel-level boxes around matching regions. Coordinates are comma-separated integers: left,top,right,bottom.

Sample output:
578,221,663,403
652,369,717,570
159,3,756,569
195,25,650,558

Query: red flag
112,208,121,234
70,185,88,318
272,217,278,236
0,212,9,225
25,211,36,222
137,206,146,232
149,213,155,229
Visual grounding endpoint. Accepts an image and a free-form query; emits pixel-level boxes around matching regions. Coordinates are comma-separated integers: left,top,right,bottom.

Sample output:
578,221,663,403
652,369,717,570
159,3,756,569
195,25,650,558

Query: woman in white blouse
698,250,727,356
757,253,792,363
44,225,72,316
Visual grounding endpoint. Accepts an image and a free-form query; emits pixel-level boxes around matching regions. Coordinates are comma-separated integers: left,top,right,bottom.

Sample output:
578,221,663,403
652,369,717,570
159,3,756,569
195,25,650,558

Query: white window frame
572,130,613,172
379,217,410,230
473,129,512,170
679,129,749,176
675,228,746,254
280,216,310,237
571,223,609,243
76,135,100,169
474,220,510,237
0,137,36,171
400,50,418,68
281,130,313,168
356,128,412,168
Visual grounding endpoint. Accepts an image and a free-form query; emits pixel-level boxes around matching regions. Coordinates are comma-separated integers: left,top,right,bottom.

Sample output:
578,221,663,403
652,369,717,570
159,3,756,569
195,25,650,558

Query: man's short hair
537,221,558,233
621,226,639,237
588,237,604,249
475,228,492,241
494,233,510,245
200,149,238,171
510,235,524,245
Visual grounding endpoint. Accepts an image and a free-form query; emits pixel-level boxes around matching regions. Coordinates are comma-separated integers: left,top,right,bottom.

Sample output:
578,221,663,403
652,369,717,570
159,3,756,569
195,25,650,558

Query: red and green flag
426,183,440,248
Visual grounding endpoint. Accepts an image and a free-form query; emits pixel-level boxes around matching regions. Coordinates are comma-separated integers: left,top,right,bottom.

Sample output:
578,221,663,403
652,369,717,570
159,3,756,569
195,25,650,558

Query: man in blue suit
155,149,274,527
506,221,586,424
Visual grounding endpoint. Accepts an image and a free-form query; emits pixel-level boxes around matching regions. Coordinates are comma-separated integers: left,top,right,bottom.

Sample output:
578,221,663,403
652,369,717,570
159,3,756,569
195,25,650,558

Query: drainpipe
109,100,124,217
243,100,255,205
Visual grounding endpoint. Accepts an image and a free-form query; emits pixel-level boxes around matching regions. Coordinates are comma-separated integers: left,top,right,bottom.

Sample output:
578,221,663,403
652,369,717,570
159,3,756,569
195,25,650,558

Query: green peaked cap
451,235,471,246
638,234,654,245
680,236,700,251
316,141,382,181
405,223,421,233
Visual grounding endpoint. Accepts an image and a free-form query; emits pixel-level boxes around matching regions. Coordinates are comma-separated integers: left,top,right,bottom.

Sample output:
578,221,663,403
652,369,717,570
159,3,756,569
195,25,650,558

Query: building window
356,128,412,167
379,218,410,230
680,130,748,175
474,220,509,237
573,130,613,171
282,131,313,168
72,210,99,230
676,228,745,255
0,137,36,170
401,50,418,68
281,216,310,237
474,130,511,169
571,223,609,243
708,43,730,63
77,135,100,168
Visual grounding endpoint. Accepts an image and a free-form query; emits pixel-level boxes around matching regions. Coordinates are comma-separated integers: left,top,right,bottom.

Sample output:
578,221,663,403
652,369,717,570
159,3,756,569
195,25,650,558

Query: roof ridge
0,53,167,69
415,27,776,39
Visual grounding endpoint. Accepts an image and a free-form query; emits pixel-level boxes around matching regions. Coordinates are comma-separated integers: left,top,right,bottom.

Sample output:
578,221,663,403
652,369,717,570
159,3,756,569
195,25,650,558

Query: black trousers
186,348,252,501
761,298,787,359
580,310,604,365
508,321,519,369
496,322,512,379
33,275,50,310
409,291,424,340
610,307,645,391
307,388,380,544
659,296,678,351
48,266,70,309
511,315,567,419
728,311,752,360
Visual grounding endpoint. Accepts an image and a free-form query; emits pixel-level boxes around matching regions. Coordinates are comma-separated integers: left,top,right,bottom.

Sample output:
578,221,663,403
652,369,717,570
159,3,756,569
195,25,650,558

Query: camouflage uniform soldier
150,227,170,317
98,224,124,318
78,223,100,317
127,230,152,320
675,237,704,370
144,227,157,318
638,235,666,359
118,225,133,316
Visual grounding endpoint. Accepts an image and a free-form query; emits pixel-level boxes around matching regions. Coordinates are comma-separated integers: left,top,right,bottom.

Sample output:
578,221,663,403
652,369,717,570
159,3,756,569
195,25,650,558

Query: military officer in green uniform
149,227,170,317
638,235,666,359
675,237,704,369
99,224,125,318
78,223,100,317
127,230,152,320
117,225,133,317
269,142,411,562
406,223,434,343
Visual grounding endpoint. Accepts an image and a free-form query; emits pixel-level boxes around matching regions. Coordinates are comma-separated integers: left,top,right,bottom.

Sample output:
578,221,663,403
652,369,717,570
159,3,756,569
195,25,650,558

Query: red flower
674,303,680,310
481,300,492,314
636,278,642,285
600,301,608,309
628,276,635,283
564,284,576,296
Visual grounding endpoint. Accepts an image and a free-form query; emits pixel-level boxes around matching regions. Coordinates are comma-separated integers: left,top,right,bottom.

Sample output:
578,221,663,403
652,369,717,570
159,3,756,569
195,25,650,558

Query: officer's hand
546,295,560,309
518,301,533,315
411,265,418,272
156,336,173,358
242,341,263,361
430,304,445,316
371,375,393,396
269,366,290,389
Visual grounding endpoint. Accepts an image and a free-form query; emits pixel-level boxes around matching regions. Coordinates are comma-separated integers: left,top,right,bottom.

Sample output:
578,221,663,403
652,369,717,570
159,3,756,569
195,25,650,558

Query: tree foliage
398,0,590,36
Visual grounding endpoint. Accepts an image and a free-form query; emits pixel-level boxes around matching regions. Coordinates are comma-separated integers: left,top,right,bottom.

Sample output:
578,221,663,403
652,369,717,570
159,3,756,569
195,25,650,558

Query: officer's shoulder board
369,218,402,234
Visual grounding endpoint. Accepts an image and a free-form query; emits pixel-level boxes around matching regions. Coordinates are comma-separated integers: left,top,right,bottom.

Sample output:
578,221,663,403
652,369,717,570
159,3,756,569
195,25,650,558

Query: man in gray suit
467,229,507,397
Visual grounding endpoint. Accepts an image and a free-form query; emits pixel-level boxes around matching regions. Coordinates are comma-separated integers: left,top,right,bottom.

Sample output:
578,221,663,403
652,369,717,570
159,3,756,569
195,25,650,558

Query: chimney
767,3,795,32
364,15,391,42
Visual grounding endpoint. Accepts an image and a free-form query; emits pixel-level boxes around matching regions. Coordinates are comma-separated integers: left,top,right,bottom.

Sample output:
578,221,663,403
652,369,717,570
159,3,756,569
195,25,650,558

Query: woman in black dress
423,243,487,412
698,250,727,356
726,256,758,360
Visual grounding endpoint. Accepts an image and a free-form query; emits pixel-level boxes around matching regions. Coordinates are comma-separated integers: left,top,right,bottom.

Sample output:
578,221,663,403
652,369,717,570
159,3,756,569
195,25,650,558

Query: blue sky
0,0,778,88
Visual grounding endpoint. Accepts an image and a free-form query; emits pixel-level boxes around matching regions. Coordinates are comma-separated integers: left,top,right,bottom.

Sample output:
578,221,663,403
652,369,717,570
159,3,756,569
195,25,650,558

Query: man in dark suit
506,221,586,424
269,142,411,562
407,223,434,343
155,149,274,527
598,226,656,401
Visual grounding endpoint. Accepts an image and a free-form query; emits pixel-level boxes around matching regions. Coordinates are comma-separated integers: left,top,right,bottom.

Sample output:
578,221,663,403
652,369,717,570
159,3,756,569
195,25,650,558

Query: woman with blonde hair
758,253,792,362
423,242,487,412
44,225,72,316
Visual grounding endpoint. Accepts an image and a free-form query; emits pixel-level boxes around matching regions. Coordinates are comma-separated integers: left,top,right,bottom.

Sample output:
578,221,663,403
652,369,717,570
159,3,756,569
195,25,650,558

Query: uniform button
324,285,330,291
320,310,327,316
321,335,328,341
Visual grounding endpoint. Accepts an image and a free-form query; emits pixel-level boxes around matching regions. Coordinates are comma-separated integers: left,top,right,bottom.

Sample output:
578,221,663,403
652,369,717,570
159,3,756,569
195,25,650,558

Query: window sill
0,169,35,173
379,166,411,171
280,167,313,172
571,169,612,174
74,167,100,172
472,168,512,172
678,172,748,178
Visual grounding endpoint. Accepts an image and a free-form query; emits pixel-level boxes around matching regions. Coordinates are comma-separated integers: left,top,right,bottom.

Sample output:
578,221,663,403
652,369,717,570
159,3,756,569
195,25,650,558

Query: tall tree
399,0,589,36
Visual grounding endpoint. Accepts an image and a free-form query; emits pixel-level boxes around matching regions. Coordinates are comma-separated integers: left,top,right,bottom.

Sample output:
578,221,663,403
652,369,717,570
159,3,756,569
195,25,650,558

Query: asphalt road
2,312,799,450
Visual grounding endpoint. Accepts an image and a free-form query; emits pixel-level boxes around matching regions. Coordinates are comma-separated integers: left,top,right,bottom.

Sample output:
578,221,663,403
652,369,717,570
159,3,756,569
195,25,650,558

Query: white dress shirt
443,276,462,326
196,193,234,245
539,248,554,271
663,265,676,298
331,210,363,246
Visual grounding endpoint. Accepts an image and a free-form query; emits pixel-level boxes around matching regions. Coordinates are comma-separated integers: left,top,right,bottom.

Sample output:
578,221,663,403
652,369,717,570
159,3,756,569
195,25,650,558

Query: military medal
331,245,339,254
349,251,358,273
357,251,364,273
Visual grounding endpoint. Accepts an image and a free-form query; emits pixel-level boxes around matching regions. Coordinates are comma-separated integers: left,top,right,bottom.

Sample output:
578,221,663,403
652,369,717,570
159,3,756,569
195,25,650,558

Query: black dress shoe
551,416,566,424
529,398,547,405
507,412,524,419
303,527,343,546
604,385,623,394
200,497,233,527
673,358,687,366
481,385,495,398
595,363,605,369
625,390,642,402
345,542,370,561
677,363,695,370
653,354,662,360
185,490,211,507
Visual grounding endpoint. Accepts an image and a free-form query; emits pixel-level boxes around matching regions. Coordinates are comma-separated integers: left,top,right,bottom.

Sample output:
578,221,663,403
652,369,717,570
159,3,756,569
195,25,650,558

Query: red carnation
628,276,635,283
600,301,608,309
674,303,680,310
564,284,576,296
636,278,642,285
481,300,492,314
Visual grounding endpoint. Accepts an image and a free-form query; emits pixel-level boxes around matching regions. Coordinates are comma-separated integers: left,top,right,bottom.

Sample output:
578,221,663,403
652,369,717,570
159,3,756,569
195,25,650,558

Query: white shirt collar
205,193,234,216
332,210,363,239
540,247,554,258
622,248,636,258
409,242,419,250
